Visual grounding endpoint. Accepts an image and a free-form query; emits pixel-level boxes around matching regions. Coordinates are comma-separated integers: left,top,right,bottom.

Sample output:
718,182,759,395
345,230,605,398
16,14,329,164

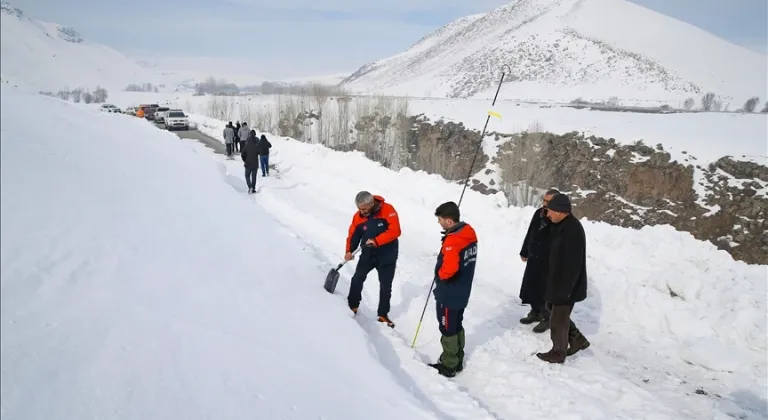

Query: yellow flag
488,110,502,120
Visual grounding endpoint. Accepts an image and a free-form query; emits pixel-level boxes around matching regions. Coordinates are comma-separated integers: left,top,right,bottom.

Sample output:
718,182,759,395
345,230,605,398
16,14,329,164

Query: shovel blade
324,268,341,294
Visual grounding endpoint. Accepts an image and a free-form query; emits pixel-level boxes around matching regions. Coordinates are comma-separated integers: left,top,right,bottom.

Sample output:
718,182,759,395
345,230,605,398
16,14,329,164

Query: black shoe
520,309,541,325
532,316,550,333
428,362,457,378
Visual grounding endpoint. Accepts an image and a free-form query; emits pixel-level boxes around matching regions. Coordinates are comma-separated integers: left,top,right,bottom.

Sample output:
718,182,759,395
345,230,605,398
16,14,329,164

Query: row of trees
572,93,766,113
124,82,160,92
39,86,109,104
200,87,410,170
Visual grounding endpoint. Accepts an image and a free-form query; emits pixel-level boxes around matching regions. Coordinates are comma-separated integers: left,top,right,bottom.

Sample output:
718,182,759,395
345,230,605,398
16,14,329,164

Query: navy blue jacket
346,196,401,265
433,222,478,309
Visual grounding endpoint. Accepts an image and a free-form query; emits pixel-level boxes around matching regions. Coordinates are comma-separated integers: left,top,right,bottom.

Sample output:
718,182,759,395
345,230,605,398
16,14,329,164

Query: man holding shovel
344,191,401,328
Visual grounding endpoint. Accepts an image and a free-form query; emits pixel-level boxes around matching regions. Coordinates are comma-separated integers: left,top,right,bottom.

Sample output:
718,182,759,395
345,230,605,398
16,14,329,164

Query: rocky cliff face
486,131,767,265
275,107,766,265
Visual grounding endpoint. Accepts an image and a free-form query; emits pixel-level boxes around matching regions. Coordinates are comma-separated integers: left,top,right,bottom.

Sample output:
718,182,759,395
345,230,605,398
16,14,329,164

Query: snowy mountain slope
342,0,768,105
191,114,768,420
0,87,450,420
0,1,159,92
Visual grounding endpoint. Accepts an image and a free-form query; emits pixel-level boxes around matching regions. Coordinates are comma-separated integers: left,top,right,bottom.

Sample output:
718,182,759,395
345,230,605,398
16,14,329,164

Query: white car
124,106,136,116
164,110,189,131
154,106,170,123
100,104,121,113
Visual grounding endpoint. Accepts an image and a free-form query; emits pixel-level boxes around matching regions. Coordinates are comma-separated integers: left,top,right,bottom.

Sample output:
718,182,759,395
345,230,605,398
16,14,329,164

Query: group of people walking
222,121,272,194
342,189,590,378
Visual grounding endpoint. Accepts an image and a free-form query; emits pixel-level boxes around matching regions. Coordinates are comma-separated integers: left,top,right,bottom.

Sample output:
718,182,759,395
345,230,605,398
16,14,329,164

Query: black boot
532,312,550,333
567,326,591,356
519,309,541,325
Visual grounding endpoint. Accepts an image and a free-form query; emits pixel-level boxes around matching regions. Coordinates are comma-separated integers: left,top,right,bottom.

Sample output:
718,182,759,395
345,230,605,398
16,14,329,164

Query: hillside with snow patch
0,1,160,92
342,0,767,106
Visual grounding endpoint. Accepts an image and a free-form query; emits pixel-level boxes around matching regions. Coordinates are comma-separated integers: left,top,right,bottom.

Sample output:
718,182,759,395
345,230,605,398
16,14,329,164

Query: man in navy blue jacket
428,201,478,377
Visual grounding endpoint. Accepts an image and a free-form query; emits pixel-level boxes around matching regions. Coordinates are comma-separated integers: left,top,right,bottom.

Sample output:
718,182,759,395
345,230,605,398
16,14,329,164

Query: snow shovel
323,247,362,294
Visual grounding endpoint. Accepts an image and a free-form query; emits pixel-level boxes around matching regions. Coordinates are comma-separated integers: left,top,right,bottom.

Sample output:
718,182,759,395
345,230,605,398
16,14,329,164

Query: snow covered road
194,114,768,420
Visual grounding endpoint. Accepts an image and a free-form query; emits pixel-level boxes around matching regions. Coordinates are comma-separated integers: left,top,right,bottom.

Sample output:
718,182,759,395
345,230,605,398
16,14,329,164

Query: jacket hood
373,195,386,203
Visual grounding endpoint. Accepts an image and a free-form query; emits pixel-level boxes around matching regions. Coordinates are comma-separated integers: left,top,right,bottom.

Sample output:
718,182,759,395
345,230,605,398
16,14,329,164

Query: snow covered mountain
0,1,160,92
342,0,768,105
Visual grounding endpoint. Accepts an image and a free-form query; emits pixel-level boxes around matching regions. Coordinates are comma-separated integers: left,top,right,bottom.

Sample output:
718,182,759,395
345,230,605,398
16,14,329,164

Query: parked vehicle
144,106,157,121
164,110,189,131
154,106,170,123
124,106,136,116
136,104,150,118
100,104,121,113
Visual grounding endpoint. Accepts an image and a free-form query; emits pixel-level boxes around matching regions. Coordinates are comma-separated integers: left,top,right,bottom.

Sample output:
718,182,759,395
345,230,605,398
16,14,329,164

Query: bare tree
82,91,94,104
92,86,108,103
70,87,83,103
701,92,716,111
762,101,768,113
743,96,760,113
683,97,694,110
497,122,553,207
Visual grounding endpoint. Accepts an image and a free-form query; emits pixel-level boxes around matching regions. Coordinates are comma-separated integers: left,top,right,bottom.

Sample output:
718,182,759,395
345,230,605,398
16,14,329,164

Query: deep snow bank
191,112,768,420
0,86,439,420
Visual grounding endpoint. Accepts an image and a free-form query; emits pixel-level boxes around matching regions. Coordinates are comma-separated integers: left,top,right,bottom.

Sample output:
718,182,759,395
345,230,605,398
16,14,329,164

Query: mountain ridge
342,0,767,106
0,1,160,92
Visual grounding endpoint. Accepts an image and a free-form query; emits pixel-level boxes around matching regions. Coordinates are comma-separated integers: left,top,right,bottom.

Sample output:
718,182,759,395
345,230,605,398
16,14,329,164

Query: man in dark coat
428,201,478,378
240,130,260,194
536,193,591,364
256,134,272,177
519,188,560,333
233,122,241,152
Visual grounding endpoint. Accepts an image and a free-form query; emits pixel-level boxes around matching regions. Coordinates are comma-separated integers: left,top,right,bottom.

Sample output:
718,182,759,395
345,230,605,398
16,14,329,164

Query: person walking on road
536,193,591,364
240,129,260,194
345,191,401,328
238,122,250,154
223,122,235,156
428,201,478,378
518,188,560,333
233,121,241,152
257,134,272,176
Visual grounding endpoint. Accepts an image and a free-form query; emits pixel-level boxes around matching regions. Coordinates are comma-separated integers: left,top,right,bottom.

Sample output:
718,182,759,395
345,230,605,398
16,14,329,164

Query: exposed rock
491,131,767,265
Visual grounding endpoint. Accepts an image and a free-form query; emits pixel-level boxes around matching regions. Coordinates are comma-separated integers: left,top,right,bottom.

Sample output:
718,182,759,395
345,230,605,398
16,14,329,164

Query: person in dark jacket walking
257,134,272,176
233,121,241,152
345,191,401,328
518,188,560,333
428,201,478,378
240,130,260,193
536,193,591,364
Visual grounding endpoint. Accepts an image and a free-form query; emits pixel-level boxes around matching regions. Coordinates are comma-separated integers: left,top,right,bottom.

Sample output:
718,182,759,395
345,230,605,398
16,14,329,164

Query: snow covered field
2,87,766,420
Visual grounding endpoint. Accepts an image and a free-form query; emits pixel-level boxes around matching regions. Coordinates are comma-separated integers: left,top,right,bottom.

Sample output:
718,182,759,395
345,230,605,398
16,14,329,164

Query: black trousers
347,258,395,317
436,301,464,337
548,303,582,354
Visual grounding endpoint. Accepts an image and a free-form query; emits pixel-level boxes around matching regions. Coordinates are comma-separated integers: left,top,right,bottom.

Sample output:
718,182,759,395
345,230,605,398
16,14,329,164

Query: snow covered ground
192,112,766,419
0,87,439,420
3,86,766,420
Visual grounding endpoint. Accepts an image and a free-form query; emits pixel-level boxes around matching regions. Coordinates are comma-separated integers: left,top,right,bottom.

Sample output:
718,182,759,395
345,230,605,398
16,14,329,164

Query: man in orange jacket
428,201,478,377
345,191,401,327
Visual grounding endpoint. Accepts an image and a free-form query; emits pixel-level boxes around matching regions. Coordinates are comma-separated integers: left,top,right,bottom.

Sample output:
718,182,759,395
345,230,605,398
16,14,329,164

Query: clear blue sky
11,0,768,80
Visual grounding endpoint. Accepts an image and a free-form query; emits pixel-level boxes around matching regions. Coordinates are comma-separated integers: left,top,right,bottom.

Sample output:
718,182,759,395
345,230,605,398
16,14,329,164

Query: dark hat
547,193,572,213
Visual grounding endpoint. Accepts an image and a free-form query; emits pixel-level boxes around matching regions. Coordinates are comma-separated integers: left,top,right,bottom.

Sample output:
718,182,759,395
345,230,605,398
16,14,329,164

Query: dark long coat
518,207,552,305
545,213,588,305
